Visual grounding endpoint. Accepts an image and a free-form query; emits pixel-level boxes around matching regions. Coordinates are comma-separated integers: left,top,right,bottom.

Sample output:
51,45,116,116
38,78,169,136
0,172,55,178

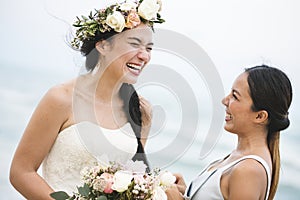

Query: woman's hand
165,186,185,200
165,173,188,200
173,173,187,194
139,96,152,146
139,96,152,128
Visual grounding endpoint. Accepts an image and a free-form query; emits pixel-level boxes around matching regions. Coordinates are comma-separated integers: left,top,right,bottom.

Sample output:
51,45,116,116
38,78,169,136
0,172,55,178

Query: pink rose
126,11,141,29
100,173,114,194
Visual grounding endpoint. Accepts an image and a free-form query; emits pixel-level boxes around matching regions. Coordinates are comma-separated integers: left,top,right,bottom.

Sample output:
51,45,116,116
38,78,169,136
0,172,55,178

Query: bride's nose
137,48,150,62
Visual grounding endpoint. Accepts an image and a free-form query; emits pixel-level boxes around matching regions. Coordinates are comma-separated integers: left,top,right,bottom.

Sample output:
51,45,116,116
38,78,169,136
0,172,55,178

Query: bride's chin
122,76,138,85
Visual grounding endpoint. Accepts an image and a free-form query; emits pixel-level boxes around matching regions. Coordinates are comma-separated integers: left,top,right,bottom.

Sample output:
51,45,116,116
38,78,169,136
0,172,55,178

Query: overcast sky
1,0,299,82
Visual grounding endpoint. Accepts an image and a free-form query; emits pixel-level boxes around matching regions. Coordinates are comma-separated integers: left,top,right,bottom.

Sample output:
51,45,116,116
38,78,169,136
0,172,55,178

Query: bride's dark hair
79,29,150,170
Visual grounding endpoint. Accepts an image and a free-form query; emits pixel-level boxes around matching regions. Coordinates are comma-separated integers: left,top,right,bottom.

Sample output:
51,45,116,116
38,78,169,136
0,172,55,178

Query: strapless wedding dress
42,121,138,195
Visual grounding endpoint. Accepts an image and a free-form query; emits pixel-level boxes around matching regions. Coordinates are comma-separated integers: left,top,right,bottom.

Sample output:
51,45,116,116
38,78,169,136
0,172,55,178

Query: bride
9,1,164,199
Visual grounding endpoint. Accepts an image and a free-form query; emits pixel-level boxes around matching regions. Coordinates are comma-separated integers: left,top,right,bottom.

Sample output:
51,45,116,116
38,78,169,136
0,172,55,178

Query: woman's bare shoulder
232,158,267,177
226,159,268,199
37,79,77,118
45,79,76,104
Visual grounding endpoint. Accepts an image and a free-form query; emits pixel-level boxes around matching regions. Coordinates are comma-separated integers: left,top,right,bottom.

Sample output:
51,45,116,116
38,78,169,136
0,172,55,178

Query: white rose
111,171,133,192
120,1,138,11
138,0,160,20
124,160,147,173
106,11,126,32
159,171,176,187
152,186,167,200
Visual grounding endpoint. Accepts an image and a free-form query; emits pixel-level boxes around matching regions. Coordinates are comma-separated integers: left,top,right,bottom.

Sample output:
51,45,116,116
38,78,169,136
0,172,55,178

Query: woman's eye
130,43,139,47
232,93,238,100
146,47,153,52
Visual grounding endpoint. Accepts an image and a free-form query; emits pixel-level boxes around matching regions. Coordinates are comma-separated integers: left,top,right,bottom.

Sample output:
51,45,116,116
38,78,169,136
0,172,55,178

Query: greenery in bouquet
50,160,176,200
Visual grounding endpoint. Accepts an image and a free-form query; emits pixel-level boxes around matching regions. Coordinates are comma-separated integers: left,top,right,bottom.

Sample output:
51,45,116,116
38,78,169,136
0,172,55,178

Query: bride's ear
95,40,110,55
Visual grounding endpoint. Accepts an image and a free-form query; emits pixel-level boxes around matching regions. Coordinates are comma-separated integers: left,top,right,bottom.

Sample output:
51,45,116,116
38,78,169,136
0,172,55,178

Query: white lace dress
42,121,138,195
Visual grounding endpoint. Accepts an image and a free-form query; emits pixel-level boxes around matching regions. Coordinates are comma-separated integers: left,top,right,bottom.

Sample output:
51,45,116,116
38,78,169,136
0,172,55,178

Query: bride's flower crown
71,0,165,49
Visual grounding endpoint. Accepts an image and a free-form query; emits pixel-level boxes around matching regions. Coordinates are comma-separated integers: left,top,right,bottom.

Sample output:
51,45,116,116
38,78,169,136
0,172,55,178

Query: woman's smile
225,111,233,122
126,62,144,76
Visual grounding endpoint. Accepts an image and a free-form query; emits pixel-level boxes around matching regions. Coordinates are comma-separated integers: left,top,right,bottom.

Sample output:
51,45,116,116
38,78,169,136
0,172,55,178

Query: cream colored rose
138,0,160,20
120,1,138,11
111,171,133,192
159,171,176,187
106,11,126,32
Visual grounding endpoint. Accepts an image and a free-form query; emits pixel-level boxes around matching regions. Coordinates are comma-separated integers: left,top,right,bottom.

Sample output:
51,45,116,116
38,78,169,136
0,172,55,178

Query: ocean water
1,63,300,200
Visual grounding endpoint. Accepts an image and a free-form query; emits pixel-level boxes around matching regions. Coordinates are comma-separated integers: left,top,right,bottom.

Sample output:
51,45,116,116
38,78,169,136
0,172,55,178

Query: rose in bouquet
50,160,176,200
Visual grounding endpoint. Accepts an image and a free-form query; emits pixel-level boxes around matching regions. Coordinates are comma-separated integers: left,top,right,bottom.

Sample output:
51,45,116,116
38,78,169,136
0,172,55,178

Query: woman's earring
92,63,100,75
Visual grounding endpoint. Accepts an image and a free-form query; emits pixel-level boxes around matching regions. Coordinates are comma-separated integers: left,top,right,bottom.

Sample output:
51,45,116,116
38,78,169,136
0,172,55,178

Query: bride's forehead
118,27,153,41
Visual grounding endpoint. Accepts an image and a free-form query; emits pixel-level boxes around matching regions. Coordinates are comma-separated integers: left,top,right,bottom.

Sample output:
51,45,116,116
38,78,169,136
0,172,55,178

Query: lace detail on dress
42,122,138,194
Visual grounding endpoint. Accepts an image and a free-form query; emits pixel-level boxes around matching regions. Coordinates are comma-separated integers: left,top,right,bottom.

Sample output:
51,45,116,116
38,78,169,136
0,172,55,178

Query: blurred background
1,0,299,199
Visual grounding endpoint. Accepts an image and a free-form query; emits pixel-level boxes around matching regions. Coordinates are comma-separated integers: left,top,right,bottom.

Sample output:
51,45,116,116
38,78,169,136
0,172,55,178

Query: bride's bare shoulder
42,78,77,108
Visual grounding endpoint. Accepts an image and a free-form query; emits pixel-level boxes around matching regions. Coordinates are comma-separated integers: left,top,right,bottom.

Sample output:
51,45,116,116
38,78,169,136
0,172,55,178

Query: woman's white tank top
186,155,271,200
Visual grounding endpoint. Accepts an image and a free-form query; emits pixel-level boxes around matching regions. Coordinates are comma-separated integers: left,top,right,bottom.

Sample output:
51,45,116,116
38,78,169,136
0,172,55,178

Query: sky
1,0,300,199
1,0,299,89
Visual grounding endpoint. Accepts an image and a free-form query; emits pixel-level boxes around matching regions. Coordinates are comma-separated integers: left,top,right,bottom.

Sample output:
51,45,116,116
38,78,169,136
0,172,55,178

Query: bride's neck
93,75,122,104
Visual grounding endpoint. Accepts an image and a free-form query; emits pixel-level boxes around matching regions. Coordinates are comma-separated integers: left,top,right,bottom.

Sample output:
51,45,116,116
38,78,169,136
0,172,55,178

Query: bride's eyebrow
127,37,154,46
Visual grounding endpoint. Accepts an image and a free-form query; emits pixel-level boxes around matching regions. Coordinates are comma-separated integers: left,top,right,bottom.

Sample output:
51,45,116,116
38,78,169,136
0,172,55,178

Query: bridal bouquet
50,160,176,200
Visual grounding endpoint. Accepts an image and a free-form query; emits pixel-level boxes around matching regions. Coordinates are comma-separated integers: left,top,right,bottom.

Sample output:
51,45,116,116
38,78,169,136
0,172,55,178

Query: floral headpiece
71,0,165,49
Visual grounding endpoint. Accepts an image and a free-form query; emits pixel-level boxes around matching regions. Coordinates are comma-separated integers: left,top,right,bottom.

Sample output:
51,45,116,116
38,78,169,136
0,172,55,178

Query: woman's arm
139,96,152,147
224,159,268,200
9,85,70,200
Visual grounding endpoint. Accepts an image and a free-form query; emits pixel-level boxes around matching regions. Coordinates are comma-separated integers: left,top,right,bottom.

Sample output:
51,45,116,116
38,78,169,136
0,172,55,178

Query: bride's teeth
127,63,142,70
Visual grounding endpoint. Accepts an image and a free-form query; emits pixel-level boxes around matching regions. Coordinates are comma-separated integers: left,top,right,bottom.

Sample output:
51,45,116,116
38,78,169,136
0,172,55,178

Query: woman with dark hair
166,65,292,200
9,1,164,199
